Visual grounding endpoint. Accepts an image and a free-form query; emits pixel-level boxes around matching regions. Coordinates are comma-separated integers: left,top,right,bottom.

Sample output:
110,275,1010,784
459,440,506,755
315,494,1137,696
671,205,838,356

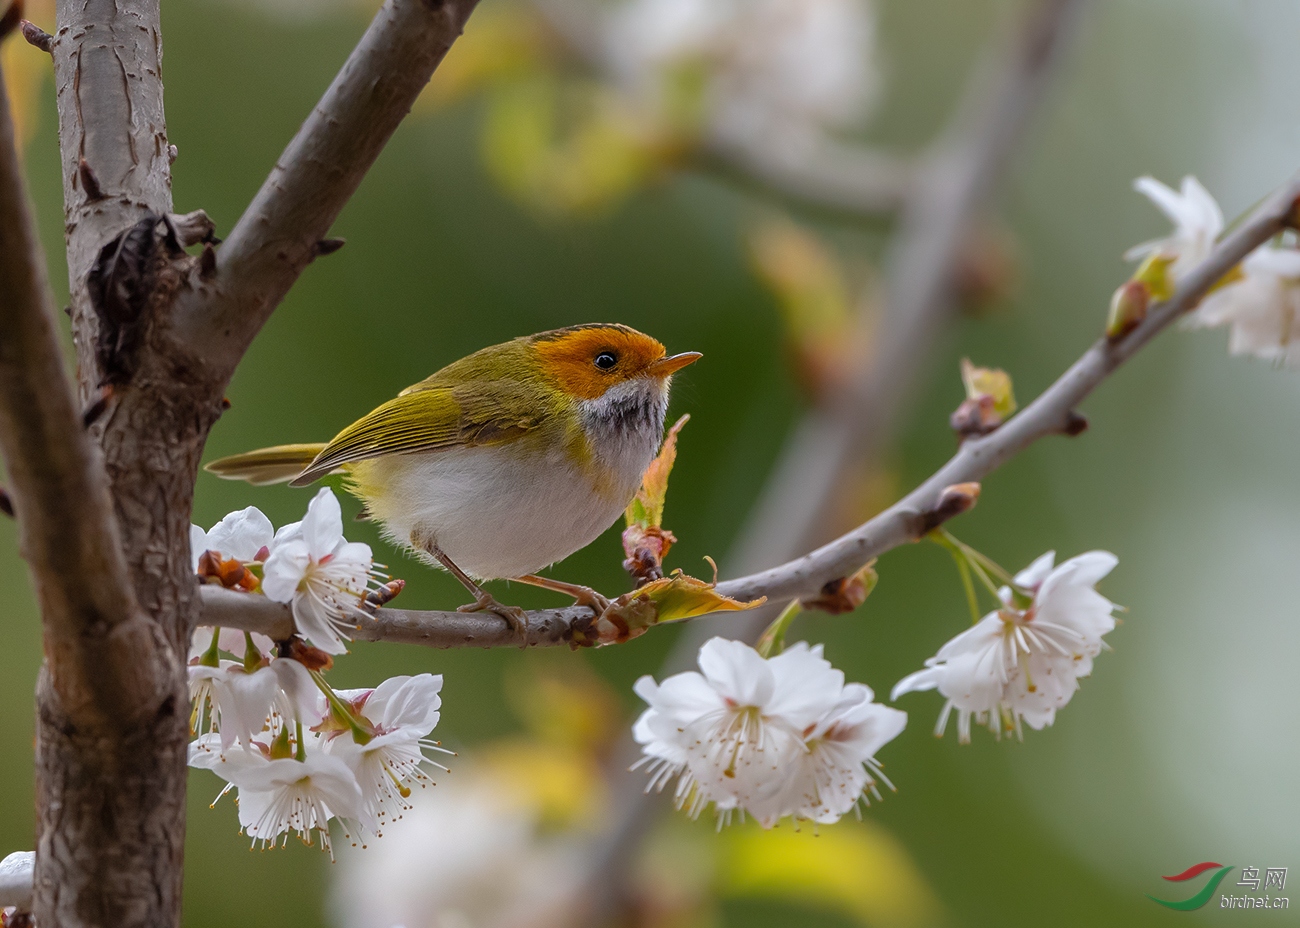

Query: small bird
206,324,701,637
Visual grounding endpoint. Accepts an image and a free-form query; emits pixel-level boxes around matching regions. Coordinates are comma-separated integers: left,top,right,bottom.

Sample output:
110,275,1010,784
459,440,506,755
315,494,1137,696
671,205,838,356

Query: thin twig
172,0,481,384
198,168,1300,645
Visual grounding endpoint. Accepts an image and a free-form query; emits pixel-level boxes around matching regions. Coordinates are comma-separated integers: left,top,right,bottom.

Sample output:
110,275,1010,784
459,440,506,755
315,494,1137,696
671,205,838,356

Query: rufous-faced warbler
206,323,701,637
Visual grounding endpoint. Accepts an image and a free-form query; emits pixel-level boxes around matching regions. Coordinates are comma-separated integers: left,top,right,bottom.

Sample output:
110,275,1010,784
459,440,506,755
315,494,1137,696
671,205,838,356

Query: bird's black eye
594,352,618,371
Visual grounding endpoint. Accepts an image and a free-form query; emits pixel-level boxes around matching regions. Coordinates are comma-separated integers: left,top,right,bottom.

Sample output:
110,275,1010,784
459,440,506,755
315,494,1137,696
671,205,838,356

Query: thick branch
51,0,173,397
0,57,168,729
173,0,481,383
199,172,1300,647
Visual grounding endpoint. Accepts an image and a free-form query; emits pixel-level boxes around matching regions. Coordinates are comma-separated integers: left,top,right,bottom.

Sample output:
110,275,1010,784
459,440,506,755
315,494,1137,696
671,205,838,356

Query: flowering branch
197,170,1300,648
171,0,482,385
717,171,1300,604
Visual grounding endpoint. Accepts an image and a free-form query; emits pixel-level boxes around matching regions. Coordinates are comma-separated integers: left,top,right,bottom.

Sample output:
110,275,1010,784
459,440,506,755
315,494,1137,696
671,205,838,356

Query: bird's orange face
531,324,701,400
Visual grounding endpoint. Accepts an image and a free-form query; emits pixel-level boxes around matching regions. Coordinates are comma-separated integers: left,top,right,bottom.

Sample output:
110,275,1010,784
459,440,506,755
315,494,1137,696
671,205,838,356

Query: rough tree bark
0,0,480,925
36,1,202,923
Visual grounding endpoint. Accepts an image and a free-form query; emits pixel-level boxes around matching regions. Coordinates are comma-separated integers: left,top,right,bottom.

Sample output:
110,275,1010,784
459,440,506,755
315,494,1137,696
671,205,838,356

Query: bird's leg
413,532,529,644
512,574,612,614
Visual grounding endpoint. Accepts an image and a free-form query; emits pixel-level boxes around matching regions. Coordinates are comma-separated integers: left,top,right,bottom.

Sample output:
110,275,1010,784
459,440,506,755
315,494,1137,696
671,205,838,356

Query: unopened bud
1106,280,1148,340
287,638,333,672
921,482,981,533
801,563,879,615
951,358,1016,438
20,19,52,52
365,578,406,610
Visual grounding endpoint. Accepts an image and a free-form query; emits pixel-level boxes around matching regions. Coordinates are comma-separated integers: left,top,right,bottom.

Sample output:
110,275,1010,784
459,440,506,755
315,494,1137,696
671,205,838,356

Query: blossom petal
190,524,209,571
765,641,846,728
696,636,774,707
1013,551,1056,591
261,540,311,603
302,488,345,558
205,506,275,562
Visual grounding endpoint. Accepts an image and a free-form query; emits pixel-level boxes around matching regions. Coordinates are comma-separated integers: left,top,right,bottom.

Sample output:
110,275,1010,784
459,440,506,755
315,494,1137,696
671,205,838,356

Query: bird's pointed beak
647,351,702,378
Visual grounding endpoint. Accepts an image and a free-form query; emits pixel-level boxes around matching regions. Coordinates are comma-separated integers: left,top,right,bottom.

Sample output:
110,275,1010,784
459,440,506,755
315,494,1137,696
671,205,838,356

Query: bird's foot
566,585,611,615
512,574,611,615
458,591,529,645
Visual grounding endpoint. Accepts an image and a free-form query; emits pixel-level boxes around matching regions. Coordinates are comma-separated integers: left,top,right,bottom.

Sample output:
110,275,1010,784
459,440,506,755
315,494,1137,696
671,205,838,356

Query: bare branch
0,60,173,729
201,587,590,650
197,169,1300,646
173,0,481,384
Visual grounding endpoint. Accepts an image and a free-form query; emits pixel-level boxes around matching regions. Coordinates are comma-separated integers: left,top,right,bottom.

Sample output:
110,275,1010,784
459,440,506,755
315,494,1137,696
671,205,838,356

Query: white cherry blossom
891,551,1119,742
191,734,363,857
633,637,905,826
212,663,281,752
187,626,274,662
1125,175,1223,284
189,506,274,570
328,674,448,835
186,657,321,751
261,488,379,654
1185,245,1300,365
768,682,906,825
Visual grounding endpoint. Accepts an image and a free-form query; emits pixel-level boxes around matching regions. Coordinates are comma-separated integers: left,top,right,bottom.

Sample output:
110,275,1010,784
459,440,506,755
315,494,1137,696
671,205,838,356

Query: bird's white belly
358,444,641,580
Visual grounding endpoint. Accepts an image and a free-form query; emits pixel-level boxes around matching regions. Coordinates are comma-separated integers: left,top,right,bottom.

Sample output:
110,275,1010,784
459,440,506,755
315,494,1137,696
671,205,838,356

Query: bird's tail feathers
204,443,329,486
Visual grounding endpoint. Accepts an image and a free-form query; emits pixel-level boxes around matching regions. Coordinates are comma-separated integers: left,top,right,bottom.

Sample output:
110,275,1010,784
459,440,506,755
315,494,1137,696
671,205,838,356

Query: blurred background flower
3,0,1299,926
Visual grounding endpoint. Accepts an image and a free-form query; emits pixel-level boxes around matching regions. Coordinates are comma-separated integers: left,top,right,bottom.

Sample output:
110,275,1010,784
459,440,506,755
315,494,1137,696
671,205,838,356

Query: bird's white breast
359,377,668,580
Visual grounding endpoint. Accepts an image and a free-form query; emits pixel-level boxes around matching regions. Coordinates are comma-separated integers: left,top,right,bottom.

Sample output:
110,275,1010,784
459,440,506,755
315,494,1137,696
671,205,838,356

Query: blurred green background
2,0,1298,925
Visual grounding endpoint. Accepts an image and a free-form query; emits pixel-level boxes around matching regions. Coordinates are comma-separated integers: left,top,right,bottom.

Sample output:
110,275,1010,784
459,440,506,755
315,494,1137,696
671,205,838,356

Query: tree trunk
15,0,479,922
33,2,224,925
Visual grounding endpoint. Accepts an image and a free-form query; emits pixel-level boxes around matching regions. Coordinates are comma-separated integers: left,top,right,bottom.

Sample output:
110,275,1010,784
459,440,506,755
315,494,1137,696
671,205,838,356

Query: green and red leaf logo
1148,862,1234,911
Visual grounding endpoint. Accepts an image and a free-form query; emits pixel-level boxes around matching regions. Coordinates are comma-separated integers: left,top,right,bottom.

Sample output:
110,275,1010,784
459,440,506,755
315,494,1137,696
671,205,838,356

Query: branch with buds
199,168,1300,649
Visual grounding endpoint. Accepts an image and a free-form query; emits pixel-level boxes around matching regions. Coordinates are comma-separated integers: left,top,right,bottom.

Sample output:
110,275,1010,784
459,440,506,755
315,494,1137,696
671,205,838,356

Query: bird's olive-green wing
289,382,547,486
